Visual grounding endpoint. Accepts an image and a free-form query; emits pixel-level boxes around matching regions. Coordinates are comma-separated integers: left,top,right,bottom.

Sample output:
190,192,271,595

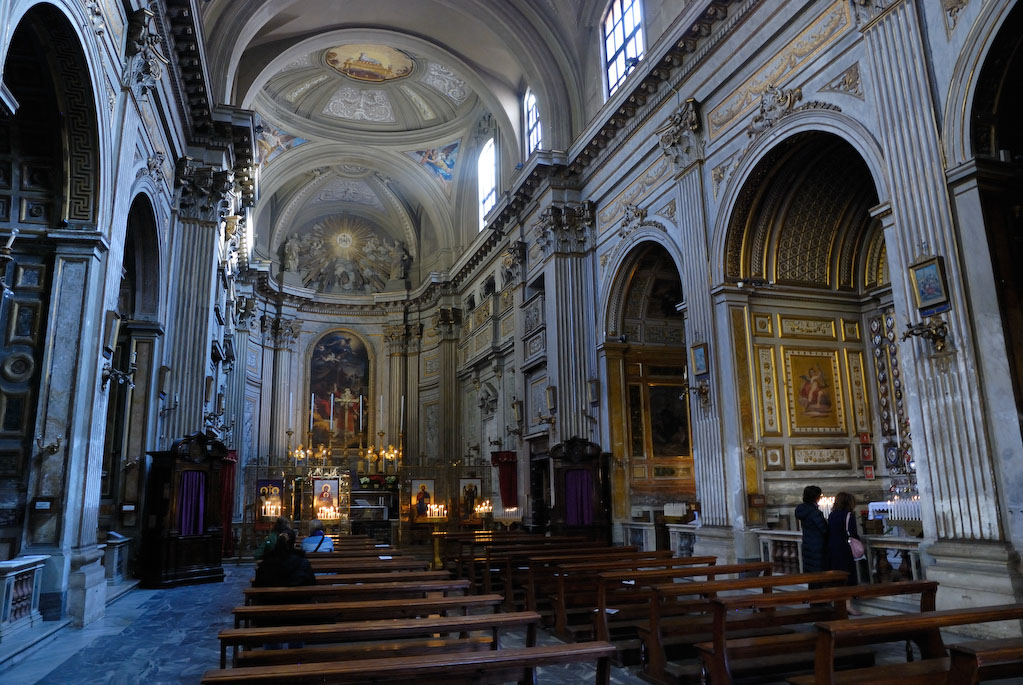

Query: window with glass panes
525,90,541,155
603,0,644,96
478,138,496,230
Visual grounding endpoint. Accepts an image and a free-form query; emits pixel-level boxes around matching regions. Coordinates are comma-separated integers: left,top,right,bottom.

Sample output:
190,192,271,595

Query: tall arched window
524,90,541,155
478,138,497,231
603,0,645,96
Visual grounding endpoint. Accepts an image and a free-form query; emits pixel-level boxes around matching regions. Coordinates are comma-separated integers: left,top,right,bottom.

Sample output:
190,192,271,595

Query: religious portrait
309,331,371,447
784,348,846,434
690,343,709,377
648,385,690,457
459,478,482,520
256,479,284,519
324,44,414,82
411,479,434,518
313,478,339,518
407,141,460,188
908,255,950,314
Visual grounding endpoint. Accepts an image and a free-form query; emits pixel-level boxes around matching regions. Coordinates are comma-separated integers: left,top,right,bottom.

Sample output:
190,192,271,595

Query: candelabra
536,408,556,427
679,379,711,408
901,316,950,353
474,500,493,517
260,500,282,518
101,352,137,391
426,503,447,518
317,504,341,520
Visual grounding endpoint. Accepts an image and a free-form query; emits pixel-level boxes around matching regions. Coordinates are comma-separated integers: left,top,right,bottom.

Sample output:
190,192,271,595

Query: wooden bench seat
243,578,470,605
314,569,451,584
232,593,503,628
203,641,618,684
692,580,937,684
235,635,496,667
787,602,1023,685
218,610,542,668
634,571,850,680
308,557,429,573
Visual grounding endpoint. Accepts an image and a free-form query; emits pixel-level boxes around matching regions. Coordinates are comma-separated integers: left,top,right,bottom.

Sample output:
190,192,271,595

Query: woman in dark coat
795,485,828,575
827,491,863,613
253,529,315,587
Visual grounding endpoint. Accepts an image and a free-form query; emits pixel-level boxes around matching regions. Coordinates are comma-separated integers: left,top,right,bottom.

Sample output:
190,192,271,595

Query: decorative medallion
324,44,414,82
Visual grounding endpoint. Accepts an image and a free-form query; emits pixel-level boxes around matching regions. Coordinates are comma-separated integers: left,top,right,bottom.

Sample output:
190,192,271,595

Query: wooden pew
314,569,451,584
203,641,618,684
308,557,429,573
634,570,849,680
243,578,470,605
590,562,774,645
482,542,627,603
303,547,406,558
217,610,542,668
546,556,716,637
695,580,937,685
787,602,1023,685
947,637,1023,684
437,531,547,577
473,538,595,592
448,534,587,581
232,593,504,628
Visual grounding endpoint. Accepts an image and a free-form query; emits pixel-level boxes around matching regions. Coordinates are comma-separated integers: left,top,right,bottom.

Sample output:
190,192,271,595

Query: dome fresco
261,43,475,131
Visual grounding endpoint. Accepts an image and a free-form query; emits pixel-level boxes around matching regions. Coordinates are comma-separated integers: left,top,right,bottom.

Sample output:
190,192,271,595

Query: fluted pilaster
862,0,999,541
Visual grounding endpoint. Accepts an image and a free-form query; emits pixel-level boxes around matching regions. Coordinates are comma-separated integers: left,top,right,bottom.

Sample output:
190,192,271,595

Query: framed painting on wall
458,478,482,520
411,479,435,518
690,343,709,377
783,348,846,435
908,255,951,315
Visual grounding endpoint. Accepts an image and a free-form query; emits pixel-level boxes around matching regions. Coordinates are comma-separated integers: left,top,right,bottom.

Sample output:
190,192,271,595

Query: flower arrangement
385,475,397,488
368,474,386,488
359,476,370,488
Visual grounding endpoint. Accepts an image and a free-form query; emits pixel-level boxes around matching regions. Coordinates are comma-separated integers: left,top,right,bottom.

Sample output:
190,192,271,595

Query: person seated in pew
255,515,292,560
254,529,315,587
301,519,334,553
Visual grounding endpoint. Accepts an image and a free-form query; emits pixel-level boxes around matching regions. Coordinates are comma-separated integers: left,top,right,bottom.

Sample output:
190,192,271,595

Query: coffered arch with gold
720,130,904,519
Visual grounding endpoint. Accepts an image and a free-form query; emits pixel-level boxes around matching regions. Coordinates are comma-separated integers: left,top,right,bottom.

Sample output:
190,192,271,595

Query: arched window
603,0,645,96
478,138,497,231
524,90,541,155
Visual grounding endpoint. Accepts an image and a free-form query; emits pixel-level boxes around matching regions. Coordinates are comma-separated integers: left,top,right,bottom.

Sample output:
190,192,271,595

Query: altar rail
0,555,48,641
753,529,924,584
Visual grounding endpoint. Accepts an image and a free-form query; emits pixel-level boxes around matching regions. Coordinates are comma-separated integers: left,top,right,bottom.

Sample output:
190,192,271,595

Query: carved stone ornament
261,315,300,347
943,0,969,32
819,63,863,100
175,157,234,223
534,202,595,257
84,0,106,37
853,0,892,25
124,8,169,98
655,97,704,171
500,241,526,288
746,86,841,138
136,151,166,182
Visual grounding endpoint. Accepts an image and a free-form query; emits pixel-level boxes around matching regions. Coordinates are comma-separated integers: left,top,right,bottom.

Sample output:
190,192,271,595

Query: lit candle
310,393,315,431
329,393,334,431
359,395,364,431
4,228,18,250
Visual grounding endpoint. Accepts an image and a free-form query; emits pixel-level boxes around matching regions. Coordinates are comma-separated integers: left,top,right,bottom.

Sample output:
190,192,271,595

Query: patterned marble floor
0,562,649,684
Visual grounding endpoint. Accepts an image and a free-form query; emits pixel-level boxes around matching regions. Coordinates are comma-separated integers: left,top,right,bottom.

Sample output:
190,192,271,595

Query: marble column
162,214,217,443
861,0,1021,616
26,235,107,624
535,202,597,445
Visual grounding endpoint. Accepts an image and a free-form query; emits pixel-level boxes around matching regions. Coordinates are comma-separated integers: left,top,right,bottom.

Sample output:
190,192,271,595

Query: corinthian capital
655,97,703,172
534,201,595,257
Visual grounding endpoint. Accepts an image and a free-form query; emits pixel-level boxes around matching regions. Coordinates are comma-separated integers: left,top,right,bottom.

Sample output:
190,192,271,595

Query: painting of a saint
407,141,460,188
785,349,846,434
412,479,434,518
309,331,370,447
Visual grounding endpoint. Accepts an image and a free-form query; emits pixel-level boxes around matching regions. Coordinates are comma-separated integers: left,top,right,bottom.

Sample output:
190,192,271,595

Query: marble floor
0,562,649,685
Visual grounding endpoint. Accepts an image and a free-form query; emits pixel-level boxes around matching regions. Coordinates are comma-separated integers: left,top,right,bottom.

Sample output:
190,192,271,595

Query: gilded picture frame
690,343,709,377
908,255,951,315
783,348,846,435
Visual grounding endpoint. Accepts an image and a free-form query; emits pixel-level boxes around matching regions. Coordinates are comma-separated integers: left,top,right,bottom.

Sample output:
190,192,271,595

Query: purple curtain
179,470,206,536
565,469,593,526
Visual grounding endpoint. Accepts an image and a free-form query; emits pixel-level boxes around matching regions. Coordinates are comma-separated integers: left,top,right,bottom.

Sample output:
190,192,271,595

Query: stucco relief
322,86,395,122
312,178,383,209
422,63,469,105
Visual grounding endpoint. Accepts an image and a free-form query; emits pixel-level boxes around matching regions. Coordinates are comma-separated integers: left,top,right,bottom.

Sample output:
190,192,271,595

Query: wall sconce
101,349,137,390
735,278,774,291
157,365,171,398
506,423,522,437
545,385,557,412
901,316,950,354
680,379,711,408
159,392,180,416
102,310,120,359
0,228,18,298
536,407,556,428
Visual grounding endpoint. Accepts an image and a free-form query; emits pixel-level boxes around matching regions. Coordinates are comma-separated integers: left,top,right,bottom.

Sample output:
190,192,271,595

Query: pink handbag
846,512,866,560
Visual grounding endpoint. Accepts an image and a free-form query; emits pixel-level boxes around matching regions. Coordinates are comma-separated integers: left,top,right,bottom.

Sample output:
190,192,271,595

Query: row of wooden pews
202,532,617,683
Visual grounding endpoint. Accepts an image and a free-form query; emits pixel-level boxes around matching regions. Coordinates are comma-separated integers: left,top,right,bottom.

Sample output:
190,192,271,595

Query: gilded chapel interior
0,0,1022,681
